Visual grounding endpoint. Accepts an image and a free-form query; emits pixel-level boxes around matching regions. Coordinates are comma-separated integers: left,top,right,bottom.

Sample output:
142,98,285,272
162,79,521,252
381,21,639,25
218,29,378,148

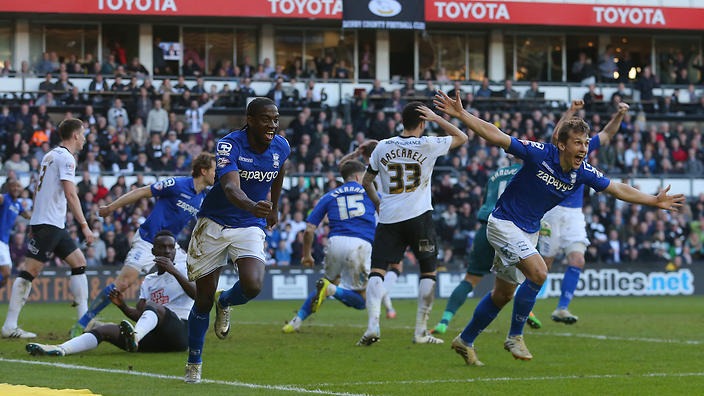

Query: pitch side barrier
0,263,699,303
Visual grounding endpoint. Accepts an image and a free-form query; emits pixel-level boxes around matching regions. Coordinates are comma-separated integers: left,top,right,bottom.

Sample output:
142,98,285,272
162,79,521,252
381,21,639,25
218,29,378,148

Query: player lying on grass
26,231,195,355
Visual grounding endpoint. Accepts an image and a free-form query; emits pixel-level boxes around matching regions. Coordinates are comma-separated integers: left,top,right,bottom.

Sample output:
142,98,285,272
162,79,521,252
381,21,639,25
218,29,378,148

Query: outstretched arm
417,105,468,149
598,102,629,147
553,100,584,145
98,185,152,217
434,90,511,150
605,183,685,211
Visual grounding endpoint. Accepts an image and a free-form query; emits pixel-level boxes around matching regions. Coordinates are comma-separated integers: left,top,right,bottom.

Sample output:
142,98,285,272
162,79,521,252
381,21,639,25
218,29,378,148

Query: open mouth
265,130,275,141
574,154,585,166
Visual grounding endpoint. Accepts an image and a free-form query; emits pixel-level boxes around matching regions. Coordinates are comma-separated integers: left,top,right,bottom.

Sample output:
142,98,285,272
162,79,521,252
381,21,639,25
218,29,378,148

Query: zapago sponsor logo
536,170,574,193
98,0,177,12
268,0,341,16
432,1,509,21
593,6,665,26
176,200,199,216
538,269,693,298
240,170,279,182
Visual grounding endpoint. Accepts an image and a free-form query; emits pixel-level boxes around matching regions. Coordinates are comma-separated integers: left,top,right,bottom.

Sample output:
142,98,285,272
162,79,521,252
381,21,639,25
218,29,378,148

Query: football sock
382,268,399,312
296,290,316,321
557,266,582,310
460,292,500,345
3,272,33,329
220,281,250,307
61,333,99,355
333,288,365,310
415,276,436,337
134,309,158,343
441,280,474,325
509,279,542,337
78,283,116,328
69,268,89,319
365,273,385,336
187,306,210,364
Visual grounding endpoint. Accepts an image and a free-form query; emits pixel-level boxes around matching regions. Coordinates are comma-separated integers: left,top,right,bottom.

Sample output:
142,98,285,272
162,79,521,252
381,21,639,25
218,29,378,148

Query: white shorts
186,217,266,281
487,214,539,285
324,236,372,291
124,231,188,274
538,206,589,258
0,241,11,267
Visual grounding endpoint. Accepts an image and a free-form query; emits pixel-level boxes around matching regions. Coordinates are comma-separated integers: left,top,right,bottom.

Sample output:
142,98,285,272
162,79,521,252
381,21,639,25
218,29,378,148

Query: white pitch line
308,372,704,387
0,358,367,396
237,321,703,346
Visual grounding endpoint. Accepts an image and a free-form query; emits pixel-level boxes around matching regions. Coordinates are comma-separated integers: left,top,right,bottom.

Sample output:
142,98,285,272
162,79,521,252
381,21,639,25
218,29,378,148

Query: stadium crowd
1,53,704,275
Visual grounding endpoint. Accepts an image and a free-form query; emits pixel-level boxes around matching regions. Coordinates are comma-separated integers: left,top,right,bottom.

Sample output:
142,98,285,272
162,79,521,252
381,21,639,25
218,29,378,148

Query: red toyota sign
1,0,703,29
425,1,702,30
0,0,342,19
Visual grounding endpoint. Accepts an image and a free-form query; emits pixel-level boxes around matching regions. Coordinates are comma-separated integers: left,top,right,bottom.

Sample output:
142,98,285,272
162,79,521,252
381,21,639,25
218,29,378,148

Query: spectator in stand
523,81,543,99
334,60,351,80
475,77,493,98
599,44,618,83
35,52,54,75
184,96,215,134
146,99,169,136
135,88,153,121
111,75,129,93
190,77,206,95
400,76,417,97
162,131,182,154
499,80,520,99
571,52,597,85
447,81,465,100
38,73,54,92
267,78,288,108
112,151,134,175
107,98,130,128
4,153,30,174
182,58,201,77
635,66,659,112
173,76,190,95
35,92,58,107
126,57,149,77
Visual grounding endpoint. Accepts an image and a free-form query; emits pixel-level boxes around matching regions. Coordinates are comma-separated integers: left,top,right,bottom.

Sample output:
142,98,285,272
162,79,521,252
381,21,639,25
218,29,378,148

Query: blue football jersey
492,137,610,233
306,181,377,244
0,193,24,243
559,134,602,209
199,128,291,229
138,177,206,243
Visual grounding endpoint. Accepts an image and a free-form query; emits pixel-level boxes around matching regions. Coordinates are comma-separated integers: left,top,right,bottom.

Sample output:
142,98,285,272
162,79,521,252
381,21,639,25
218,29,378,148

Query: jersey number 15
337,194,366,220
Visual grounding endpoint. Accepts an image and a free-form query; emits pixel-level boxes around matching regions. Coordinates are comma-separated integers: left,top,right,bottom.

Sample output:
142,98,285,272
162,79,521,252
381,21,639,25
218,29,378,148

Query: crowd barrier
0,264,698,304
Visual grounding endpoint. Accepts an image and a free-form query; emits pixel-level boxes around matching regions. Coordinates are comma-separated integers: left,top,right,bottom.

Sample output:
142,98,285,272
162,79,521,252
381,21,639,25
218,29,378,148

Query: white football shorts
186,217,266,281
538,206,589,258
0,241,11,267
324,235,372,291
486,214,539,285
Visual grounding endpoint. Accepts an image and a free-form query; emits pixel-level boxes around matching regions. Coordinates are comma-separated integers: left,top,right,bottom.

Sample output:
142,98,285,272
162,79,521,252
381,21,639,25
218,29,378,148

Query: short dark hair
402,101,426,131
191,152,215,178
57,118,83,141
556,118,590,144
154,230,175,240
246,97,276,117
340,160,366,180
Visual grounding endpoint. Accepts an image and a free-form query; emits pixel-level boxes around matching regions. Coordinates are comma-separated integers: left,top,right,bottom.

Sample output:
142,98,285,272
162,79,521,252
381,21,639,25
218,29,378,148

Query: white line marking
238,321,703,345
309,372,704,387
0,358,366,396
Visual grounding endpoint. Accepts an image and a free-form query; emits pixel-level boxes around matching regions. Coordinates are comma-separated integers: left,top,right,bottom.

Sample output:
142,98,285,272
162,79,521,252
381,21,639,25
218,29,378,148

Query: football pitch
1,296,703,395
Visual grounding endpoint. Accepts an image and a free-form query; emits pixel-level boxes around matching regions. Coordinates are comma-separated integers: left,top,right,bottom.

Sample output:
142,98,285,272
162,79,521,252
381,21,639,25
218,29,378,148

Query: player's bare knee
240,279,262,298
567,250,586,268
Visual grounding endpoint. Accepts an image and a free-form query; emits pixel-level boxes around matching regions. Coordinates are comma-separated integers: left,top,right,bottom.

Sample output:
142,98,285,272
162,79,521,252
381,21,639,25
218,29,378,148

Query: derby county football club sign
343,0,425,30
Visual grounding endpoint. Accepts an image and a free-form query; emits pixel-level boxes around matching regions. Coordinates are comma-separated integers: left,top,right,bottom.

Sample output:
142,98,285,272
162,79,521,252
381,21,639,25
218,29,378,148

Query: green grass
1,296,703,395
